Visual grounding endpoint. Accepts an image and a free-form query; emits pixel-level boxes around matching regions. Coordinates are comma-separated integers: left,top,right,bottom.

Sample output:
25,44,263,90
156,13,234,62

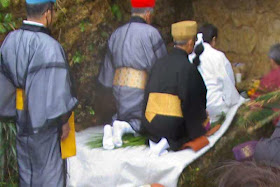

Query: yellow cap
171,21,197,42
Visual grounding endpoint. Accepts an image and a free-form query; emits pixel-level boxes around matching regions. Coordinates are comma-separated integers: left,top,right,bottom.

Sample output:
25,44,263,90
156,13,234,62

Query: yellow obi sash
145,93,183,123
61,112,76,159
16,89,76,159
16,89,25,110
113,67,148,90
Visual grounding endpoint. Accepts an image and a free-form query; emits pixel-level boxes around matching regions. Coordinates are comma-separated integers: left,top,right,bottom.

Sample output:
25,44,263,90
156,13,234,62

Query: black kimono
0,22,77,186
143,48,207,151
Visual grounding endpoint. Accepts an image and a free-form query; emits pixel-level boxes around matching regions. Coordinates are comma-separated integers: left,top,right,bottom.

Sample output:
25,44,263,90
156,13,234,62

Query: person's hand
61,122,70,141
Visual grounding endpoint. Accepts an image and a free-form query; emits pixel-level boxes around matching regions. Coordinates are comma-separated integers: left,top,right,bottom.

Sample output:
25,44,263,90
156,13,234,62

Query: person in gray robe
0,0,78,186
99,0,167,150
254,121,280,167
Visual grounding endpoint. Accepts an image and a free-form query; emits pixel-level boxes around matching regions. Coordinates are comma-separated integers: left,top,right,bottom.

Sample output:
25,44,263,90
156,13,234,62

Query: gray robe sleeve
151,30,167,61
98,46,115,88
0,52,16,118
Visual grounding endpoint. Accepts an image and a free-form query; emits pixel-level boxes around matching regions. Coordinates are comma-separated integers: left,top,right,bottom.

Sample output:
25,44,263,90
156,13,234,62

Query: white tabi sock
113,120,135,147
149,138,170,156
103,125,114,150
149,140,157,149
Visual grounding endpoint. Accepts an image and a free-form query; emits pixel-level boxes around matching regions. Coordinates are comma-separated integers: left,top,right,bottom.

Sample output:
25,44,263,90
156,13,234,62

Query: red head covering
131,0,155,8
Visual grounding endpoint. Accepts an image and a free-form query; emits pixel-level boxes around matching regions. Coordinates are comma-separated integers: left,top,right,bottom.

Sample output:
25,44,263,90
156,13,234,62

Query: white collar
23,20,45,27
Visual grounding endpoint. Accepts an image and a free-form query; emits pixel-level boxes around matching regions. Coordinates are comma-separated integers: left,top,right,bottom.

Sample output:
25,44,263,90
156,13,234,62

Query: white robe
189,42,240,122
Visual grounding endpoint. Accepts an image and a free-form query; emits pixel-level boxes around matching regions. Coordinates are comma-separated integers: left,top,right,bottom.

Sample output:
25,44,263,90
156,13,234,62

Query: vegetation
0,121,18,186
0,0,19,185
87,133,146,149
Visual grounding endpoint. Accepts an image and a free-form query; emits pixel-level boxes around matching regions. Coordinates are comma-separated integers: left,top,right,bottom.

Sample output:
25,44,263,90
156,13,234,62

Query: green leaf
111,4,122,21
4,13,12,23
79,22,85,32
0,23,7,33
0,0,10,8
72,51,83,64
89,109,95,116
101,31,109,38
11,21,16,28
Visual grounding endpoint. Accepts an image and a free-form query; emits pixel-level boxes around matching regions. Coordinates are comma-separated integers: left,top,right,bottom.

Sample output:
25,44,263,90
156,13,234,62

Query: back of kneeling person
142,21,207,156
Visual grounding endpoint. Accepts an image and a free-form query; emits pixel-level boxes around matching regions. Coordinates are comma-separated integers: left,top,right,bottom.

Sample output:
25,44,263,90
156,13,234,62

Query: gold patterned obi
113,67,148,90
145,93,183,123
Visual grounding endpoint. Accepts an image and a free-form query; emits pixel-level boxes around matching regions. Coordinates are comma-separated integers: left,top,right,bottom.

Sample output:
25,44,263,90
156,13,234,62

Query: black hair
198,23,218,44
269,43,280,65
193,43,204,67
26,2,53,19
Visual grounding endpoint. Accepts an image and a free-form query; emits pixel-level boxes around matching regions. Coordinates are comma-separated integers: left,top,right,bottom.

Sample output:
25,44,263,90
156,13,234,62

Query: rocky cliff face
193,0,280,79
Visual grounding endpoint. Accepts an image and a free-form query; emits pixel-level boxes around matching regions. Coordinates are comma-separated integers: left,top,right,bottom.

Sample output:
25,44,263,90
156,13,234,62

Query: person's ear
43,10,48,19
186,39,194,53
46,9,53,26
188,39,195,48
211,37,216,47
145,11,152,24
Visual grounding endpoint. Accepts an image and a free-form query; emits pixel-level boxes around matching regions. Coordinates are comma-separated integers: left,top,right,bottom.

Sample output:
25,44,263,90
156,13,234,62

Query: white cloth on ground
189,42,240,122
67,97,246,187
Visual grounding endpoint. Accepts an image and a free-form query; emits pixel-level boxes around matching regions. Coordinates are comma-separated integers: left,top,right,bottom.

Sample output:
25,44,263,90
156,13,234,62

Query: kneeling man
143,21,207,156
98,0,167,149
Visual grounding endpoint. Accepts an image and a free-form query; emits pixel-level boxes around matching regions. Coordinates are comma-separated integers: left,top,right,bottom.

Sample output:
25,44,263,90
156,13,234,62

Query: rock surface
193,0,280,79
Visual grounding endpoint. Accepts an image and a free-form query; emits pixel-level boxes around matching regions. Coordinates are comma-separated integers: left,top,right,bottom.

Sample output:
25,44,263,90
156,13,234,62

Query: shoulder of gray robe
254,121,280,167
98,22,167,87
0,29,78,134
149,26,168,61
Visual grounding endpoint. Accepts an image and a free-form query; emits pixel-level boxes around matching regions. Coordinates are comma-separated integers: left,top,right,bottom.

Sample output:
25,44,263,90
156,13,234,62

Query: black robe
143,48,207,151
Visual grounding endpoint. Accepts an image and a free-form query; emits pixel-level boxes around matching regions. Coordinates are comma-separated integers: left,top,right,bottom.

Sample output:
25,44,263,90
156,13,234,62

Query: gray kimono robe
98,16,167,132
254,121,280,167
0,23,78,186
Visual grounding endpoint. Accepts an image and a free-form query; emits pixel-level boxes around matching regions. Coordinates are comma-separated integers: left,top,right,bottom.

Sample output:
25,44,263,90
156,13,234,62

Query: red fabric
250,67,280,99
251,66,280,126
260,66,280,92
131,0,155,8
